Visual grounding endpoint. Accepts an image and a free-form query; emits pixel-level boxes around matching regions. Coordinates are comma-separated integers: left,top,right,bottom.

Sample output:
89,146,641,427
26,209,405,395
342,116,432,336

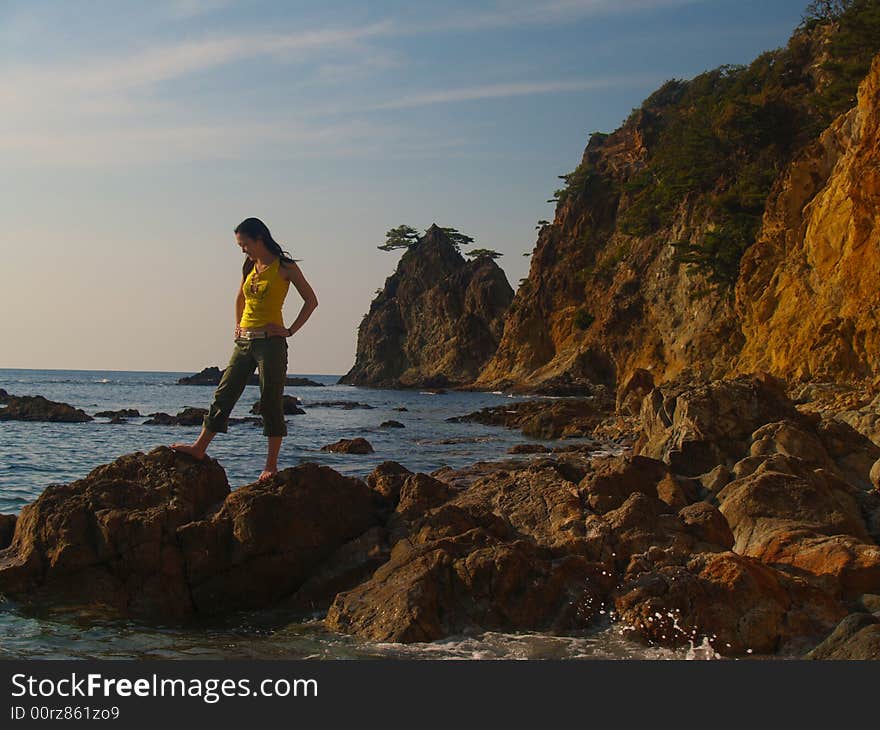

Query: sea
0,367,710,660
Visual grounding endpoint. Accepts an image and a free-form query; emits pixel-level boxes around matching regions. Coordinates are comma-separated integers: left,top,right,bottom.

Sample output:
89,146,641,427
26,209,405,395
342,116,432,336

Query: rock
178,367,324,387
635,375,800,476
339,224,514,388
507,443,550,454
365,461,412,507
177,366,224,385
737,54,880,383
447,396,613,440
0,449,386,620
837,394,880,447
0,388,10,403
870,458,880,489
578,455,692,514
326,462,617,642
0,395,93,423
284,377,324,387
251,395,305,415
143,407,207,426
284,526,390,614
0,447,230,618
94,408,141,418
393,474,456,523
700,465,733,493
0,514,16,550
393,407,409,412
859,593,880,613
320,438,374,454
307,401,374,410
614,550,846,656
616,368,654,416
602,492,696,567
176,463,382,614
807,613,880,659
678,502,735,550
717,466,880,595
380,420,405,428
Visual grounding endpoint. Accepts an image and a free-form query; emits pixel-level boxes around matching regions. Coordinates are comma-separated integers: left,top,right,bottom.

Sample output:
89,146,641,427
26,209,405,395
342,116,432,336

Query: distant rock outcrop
178,367,322,387
339,224,514,388
0,395,92,423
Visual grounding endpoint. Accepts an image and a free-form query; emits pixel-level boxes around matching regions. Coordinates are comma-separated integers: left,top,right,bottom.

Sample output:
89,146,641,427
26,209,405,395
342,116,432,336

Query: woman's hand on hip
265,323,290,338
234,324,243,339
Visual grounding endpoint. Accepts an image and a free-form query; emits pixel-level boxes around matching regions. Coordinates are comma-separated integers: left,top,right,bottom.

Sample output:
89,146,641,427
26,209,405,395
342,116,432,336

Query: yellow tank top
239,257,290,328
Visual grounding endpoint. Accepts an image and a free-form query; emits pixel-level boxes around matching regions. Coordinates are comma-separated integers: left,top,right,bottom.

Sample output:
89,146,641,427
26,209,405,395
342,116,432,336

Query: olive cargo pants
203,335,289,437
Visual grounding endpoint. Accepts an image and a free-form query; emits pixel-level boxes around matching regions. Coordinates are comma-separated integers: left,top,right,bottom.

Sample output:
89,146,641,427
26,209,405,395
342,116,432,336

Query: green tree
438,227,474,250
378,224,420,251
465,248,503,259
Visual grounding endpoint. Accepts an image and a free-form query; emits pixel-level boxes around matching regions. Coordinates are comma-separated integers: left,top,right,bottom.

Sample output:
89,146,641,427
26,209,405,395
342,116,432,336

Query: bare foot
258,468,277,482
170,442,206,460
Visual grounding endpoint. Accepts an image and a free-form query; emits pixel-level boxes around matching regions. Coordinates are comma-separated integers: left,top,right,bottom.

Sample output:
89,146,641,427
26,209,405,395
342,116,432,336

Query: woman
171,217,318,481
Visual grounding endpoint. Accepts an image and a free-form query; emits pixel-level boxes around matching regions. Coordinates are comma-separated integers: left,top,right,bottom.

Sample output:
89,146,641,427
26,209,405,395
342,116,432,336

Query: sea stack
339,224,513,388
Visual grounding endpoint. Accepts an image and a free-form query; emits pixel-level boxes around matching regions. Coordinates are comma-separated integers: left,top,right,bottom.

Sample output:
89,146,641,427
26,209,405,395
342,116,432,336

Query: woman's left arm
279,260,318,337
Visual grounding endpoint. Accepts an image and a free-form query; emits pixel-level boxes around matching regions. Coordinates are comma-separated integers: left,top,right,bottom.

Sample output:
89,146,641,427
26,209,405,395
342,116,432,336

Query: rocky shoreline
2,373,879,658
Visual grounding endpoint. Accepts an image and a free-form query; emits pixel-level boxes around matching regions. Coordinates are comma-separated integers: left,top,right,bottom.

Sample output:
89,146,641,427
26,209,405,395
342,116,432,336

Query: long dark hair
235,217,298,276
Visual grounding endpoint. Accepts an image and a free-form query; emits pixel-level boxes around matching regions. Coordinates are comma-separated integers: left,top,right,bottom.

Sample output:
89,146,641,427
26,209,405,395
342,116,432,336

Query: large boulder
0,447,229,618
0,449,383,620
177,463,382,614
717,464,880,596
635,375,798,476
614,550,846,655
326,462,617,641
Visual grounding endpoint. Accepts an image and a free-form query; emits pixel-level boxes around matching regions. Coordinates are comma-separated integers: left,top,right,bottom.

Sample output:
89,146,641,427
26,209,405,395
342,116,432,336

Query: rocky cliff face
736,53,880,381
474,123,741,393
475,27,880,394
340,225,513,388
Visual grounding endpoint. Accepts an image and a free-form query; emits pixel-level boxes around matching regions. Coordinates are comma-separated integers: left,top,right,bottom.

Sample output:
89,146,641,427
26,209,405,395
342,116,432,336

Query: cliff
474,14,880,394
736,53,880,381
339,224,514,388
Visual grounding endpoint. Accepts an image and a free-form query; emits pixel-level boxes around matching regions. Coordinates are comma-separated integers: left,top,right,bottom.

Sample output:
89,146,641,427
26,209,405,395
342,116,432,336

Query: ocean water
0,368,702,660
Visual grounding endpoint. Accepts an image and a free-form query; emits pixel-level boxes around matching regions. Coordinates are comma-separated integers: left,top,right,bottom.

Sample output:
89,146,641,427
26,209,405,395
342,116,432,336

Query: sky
1,0,812,375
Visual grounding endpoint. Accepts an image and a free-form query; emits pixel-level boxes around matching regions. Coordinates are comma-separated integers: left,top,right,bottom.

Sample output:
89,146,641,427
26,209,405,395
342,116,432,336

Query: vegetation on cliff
476,1,880,394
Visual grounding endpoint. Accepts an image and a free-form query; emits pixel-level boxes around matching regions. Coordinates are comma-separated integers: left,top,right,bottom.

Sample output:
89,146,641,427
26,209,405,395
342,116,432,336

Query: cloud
363,73,665,110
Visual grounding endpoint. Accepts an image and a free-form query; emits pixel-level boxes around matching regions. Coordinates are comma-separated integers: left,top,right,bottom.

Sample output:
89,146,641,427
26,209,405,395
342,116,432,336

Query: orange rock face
736,54,880,381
